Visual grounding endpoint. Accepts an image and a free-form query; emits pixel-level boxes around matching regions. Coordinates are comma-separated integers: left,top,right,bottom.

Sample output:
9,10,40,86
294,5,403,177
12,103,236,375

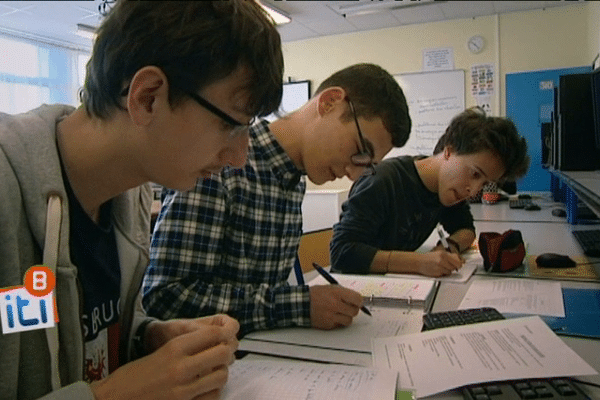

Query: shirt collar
251,119,303,189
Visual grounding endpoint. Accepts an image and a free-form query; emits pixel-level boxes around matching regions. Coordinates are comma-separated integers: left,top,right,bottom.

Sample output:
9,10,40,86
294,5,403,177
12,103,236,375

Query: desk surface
268,201,600,399
551,170,600,221
469,195,567,223
431,277,600,399
434,202,600,398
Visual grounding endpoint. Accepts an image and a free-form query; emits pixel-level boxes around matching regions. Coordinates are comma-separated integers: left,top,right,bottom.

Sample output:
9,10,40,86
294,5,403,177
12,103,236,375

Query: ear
317,87,346,116
443,145,454,159
126,66,169,126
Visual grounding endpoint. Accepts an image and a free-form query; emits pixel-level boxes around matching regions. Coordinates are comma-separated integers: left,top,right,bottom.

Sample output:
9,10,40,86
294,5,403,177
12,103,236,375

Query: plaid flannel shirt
142,120,310,336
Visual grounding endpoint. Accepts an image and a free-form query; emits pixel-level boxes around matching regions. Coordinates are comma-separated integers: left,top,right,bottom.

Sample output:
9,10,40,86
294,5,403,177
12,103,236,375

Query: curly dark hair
81,0,284,120
433,107,530,181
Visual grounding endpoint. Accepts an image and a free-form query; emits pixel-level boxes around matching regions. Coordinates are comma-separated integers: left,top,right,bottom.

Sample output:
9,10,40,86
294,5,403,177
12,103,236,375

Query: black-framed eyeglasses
186,91,254,137
347,99,376,175
120,86,253,137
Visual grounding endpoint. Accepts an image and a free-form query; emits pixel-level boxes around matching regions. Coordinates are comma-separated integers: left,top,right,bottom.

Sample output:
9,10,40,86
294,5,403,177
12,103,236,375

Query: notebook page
310,273,436,302
222,359,398,400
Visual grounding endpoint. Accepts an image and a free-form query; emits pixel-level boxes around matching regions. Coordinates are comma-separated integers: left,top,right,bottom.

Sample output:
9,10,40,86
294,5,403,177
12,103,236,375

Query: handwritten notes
222,359,398,400
389,70,465,158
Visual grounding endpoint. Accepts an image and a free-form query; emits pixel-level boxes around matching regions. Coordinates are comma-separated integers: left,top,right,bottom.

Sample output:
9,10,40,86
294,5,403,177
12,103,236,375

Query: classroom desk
431,278,600,399
550,169,600,224
469,195,568,223
430,208,600,399
475,220,595,257
248,201,600,399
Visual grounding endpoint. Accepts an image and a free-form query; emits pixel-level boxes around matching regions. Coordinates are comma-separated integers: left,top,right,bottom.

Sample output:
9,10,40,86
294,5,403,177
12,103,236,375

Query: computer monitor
265,80,311,122
590,67,600,149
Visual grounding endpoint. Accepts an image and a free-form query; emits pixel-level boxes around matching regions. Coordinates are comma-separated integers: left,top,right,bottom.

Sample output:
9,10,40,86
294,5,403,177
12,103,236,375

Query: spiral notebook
309,273,439,311
239,274,435,364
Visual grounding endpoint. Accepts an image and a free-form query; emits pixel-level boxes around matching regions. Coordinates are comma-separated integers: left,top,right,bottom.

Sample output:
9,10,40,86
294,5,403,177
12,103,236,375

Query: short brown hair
434,107,530,181
81,1,284,120
315,64,411,148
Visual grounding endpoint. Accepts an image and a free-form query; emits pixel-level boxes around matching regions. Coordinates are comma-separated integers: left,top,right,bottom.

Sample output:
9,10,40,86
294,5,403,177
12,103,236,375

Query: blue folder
541,288,600,339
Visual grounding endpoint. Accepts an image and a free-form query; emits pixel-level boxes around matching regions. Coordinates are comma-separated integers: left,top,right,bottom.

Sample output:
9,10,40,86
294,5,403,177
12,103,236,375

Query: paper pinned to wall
387,69,465,158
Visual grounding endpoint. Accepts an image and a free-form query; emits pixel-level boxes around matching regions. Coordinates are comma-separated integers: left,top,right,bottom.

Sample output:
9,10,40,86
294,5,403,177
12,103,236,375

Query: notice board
387,70,465,158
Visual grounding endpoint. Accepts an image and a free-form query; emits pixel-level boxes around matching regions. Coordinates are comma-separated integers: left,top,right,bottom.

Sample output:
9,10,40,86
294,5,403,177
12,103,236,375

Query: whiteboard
265,80,311,122
387,70,465,158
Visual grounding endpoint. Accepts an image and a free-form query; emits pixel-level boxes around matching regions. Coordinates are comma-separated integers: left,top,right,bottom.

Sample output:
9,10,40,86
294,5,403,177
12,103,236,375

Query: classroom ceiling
0,0,586,49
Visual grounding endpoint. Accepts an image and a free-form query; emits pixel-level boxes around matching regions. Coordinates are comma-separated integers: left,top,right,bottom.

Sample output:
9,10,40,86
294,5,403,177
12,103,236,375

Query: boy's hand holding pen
436,224,464,270
312,262,372,316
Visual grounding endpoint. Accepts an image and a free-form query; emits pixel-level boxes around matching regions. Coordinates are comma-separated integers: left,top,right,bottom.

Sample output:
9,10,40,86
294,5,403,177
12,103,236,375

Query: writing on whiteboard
388,70,465,159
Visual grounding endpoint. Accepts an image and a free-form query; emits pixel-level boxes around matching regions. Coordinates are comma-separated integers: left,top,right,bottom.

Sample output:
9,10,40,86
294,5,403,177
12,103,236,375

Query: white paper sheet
458,278,565,317
385,245,482,283
222,359,398,400
242,306,424,353
372,316,597,398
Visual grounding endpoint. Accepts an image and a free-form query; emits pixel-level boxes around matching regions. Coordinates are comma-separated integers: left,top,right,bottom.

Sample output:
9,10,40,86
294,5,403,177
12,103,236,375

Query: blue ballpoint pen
312,262,372,316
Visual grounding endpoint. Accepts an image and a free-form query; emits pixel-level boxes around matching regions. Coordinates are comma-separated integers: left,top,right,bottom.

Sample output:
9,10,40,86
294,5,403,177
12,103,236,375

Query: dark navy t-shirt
62,171,121,381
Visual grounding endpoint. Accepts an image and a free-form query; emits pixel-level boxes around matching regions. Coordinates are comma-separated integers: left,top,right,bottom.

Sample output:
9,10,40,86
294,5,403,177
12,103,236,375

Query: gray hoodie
0,104,152,399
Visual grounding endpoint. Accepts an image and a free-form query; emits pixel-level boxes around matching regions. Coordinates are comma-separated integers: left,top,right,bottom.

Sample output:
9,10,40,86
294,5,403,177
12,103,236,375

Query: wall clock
467,35,484,54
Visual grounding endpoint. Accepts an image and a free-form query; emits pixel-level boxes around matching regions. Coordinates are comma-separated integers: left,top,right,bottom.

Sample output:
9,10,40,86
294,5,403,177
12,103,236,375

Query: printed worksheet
372,316,596,398
222,359,398,400
458,278,565,316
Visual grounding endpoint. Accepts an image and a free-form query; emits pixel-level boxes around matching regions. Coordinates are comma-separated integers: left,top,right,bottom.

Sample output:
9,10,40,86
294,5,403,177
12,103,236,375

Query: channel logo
0,266,57,334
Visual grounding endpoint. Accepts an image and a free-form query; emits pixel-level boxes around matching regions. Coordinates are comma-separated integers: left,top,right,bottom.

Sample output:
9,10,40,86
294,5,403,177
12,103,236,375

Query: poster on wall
471,63,495,115
423,47,454,72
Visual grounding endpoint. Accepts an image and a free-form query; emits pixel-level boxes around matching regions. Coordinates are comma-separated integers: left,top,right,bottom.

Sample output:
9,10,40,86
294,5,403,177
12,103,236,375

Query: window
0,34,90,115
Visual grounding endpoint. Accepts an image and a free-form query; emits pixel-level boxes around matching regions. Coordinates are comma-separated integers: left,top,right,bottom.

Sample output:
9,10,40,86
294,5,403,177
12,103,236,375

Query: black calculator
422,307,505,331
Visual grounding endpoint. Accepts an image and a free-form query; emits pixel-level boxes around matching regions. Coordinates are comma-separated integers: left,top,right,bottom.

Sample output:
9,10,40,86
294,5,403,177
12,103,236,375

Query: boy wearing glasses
143,64,411,336
330,107,529,278
0,1,283,399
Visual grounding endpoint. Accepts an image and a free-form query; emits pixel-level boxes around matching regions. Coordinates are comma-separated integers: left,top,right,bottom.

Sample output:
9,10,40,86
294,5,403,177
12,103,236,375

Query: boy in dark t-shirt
331,107,530,278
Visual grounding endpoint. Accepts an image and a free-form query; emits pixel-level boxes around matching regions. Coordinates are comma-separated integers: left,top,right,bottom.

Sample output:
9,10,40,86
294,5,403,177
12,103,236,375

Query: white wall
280,3,597,191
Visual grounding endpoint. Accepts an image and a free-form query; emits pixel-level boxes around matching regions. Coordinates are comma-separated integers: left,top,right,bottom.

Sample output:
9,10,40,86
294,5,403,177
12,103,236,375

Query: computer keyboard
572,229,600,257
509,198,532,209
422,307,505,331
462,378,591,400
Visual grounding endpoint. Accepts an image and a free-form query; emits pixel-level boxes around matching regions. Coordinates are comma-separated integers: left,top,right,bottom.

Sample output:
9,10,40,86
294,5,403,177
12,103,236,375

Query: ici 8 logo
0,266,58,334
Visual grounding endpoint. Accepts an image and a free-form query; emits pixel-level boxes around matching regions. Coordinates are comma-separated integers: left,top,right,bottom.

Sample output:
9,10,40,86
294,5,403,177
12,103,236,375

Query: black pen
312,262,372,316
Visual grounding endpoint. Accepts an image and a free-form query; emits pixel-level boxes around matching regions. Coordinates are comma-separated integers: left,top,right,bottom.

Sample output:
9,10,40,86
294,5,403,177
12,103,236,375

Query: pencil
312,262,372,316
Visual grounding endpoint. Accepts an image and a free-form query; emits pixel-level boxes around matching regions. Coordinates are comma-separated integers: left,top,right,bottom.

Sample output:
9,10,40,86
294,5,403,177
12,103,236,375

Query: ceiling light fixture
75,23,97,40
332,0,438,18
259,2,291,25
